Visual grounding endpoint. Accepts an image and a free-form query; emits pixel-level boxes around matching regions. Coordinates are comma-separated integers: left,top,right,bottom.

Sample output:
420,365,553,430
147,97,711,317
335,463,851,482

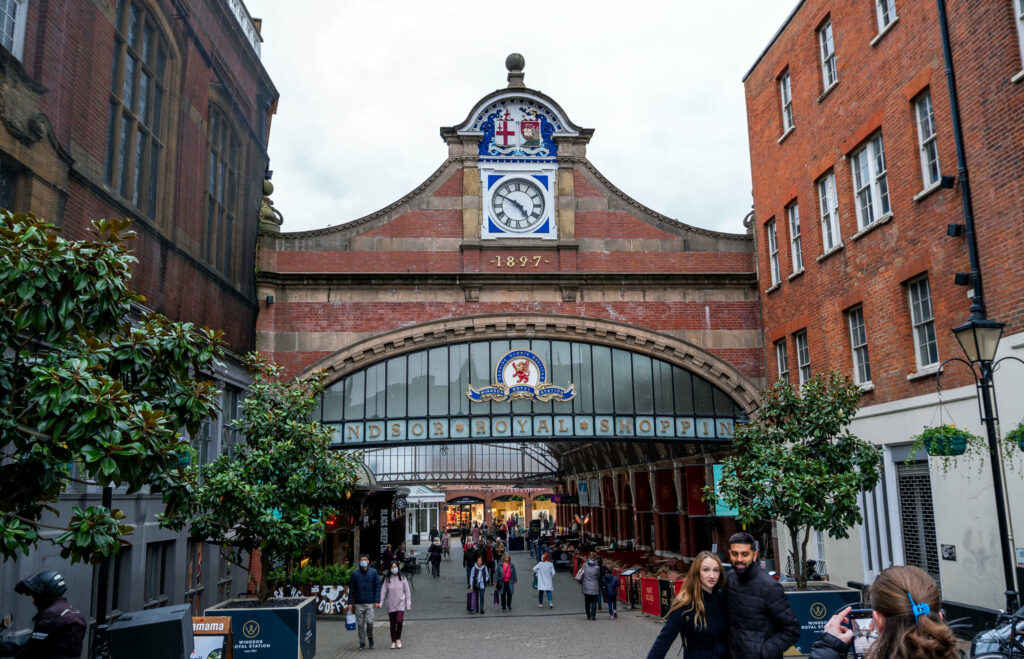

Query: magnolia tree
0,211,223,563
176,355,362,603
713,372,881,590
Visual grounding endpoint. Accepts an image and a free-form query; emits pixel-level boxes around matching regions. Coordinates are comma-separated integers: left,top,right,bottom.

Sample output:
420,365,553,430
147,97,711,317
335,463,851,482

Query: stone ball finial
505,53,525,72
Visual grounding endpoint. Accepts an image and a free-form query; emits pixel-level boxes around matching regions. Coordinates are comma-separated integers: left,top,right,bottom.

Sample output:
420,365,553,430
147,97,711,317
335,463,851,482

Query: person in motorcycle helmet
0,570,86,659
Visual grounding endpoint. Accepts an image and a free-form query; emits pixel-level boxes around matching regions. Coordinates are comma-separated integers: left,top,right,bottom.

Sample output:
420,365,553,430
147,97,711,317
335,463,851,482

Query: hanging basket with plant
1005,422,1024,454
910,424,987,476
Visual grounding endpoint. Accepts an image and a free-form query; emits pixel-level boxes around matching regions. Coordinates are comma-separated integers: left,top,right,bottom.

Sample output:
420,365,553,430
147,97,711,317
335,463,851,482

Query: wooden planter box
206,596,316,659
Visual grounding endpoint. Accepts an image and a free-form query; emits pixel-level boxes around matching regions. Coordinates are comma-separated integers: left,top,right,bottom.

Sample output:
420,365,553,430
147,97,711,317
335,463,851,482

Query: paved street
316,543,668,658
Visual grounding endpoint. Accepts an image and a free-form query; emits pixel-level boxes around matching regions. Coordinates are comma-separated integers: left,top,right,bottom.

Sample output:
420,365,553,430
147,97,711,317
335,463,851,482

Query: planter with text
206,597,316,659
784,583,860,654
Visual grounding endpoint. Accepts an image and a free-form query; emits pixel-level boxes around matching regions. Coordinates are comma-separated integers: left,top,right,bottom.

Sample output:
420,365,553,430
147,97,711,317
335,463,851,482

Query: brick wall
744,0,1024,404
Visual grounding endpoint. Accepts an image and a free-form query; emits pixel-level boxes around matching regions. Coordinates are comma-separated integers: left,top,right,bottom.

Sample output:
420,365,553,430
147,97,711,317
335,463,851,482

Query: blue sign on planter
206,596,316,659
785,587,861,653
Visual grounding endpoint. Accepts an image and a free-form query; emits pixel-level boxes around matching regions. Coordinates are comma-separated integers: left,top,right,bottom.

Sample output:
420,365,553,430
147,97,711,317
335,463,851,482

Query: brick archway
293,312,760,411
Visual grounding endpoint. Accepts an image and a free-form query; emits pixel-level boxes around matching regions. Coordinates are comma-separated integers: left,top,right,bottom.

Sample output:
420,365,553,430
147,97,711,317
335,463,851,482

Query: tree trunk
258,552,272,603
789,525,810,591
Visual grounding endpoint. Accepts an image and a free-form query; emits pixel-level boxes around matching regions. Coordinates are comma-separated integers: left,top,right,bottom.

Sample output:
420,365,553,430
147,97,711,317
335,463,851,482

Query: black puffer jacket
808,632,850,659
724,564,800,659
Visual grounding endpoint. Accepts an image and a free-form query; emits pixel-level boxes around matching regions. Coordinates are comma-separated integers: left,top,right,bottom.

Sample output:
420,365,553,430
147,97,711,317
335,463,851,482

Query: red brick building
1,0,277,624
744,0,1024,611
257,56,761,559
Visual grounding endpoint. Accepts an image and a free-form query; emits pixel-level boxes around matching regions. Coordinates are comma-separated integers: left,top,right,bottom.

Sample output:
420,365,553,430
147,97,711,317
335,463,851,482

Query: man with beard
724,532,799,659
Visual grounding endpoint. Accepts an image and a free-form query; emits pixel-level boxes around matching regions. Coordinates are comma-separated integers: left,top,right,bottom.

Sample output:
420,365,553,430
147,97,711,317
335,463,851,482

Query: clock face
490,177,546,232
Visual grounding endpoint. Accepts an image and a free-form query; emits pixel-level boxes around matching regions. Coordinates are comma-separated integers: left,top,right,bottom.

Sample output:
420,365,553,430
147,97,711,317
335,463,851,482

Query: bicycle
971,605,1024,658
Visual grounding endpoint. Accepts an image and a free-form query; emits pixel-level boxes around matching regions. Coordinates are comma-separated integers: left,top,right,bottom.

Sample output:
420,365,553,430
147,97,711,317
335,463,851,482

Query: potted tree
712,372,881,653
179,355,362,659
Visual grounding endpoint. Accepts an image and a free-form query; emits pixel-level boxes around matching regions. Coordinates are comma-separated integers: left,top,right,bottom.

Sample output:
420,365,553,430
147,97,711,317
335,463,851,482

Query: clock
489,177,547,233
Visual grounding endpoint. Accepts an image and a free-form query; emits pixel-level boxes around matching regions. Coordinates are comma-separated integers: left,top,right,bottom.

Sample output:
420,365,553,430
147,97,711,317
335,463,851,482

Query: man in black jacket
724,532,800,659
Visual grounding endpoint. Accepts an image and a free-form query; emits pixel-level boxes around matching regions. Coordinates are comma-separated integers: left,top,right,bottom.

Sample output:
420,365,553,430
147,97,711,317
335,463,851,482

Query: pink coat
379,575,412,613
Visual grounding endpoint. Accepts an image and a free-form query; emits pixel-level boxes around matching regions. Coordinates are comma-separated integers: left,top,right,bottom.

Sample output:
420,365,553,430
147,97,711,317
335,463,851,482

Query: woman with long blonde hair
647,550,728,659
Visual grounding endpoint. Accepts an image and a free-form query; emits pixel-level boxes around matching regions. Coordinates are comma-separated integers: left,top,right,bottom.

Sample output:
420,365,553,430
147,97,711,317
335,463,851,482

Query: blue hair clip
908,593,931,620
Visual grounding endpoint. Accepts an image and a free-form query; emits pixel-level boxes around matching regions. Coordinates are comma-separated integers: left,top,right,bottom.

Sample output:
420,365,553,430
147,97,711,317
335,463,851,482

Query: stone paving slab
316,544,668,658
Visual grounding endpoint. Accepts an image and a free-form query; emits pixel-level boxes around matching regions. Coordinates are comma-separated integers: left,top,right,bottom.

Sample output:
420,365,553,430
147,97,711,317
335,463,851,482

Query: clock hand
507,197,528,218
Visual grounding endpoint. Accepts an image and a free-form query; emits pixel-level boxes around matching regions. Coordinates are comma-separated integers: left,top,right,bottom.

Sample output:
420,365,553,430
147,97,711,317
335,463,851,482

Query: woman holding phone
809,565,959,659
646,550,728,659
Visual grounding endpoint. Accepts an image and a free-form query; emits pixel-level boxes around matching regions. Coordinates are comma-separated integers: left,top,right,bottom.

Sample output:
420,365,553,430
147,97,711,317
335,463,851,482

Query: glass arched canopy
317,339,742,447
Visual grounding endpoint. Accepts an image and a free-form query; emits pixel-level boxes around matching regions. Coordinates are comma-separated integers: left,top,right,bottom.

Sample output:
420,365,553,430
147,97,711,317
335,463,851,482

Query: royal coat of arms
467,349,575,403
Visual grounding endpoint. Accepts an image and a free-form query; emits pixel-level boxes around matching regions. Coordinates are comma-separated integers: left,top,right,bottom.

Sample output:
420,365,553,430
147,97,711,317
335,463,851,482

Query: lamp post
942,321,1020,613
934,0,1020,613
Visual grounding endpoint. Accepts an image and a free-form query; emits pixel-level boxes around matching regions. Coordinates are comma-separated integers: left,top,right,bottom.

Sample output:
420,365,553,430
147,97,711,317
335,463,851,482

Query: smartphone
848,608,878,659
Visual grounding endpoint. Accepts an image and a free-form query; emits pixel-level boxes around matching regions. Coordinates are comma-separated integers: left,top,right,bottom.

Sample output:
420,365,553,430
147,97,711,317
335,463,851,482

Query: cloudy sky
242,1,795,235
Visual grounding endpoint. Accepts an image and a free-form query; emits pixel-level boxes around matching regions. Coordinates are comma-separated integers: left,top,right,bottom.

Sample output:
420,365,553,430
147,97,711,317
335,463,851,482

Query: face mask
391,567,399,574
360,561,368,568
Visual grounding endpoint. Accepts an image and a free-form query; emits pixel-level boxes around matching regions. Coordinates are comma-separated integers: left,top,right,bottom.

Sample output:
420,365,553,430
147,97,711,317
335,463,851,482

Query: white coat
533,560,556,591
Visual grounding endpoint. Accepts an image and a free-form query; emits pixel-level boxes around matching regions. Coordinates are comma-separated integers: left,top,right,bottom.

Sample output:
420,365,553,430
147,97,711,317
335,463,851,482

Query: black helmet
14,571,67,600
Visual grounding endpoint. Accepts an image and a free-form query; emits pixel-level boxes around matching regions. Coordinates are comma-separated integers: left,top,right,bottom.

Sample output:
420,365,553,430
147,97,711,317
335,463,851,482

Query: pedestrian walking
381,544,394,569
348,554,381,651
646,550,728,659
428,526,440,542
808,565,959,659
576,553,602,620
468,556,490,614
471,522,481,544
427,538,442,577
724,532,799,659
601,569,621,620
441,532,451,561
379,562,412,650
533,552,556,608
464,541,480,586
484,540,496,576
494,553,518,611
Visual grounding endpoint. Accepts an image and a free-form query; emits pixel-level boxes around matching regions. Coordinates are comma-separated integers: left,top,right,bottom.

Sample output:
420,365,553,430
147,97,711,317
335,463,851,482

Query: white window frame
914,92,940,187
908,277,939,368
847,306,872,385
779,71,794,132
875,0,897,32
767,220,781,286
817,172,841,252
795,331,811,385
0,0,28,62
819,19,837,90
788,202,803,273
851,133,890,230
775,340,789,381
1017,0,1024,70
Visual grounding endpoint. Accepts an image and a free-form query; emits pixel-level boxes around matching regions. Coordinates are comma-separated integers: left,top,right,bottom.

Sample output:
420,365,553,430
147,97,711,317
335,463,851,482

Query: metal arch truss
363,442,561,485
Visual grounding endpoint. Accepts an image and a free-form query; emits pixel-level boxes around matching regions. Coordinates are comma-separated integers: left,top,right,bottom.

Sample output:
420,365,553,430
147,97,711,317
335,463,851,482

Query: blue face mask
360,561,368,569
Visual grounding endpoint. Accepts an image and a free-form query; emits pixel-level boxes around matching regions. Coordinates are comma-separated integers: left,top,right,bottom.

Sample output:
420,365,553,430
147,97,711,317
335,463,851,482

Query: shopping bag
532,574,538,590
345,612,356,631
493,589,500,606
467,590,477,612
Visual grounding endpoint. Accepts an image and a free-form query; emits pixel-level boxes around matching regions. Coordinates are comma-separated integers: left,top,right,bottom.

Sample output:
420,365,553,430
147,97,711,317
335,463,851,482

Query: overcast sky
242,1,795,235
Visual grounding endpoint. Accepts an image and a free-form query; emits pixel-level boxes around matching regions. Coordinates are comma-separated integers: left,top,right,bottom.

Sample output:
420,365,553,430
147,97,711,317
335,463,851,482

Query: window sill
818,81,839,103
907,366,940,381
858,382,875,393
777,125,796,144
870,18,899,47
816,243,845,263
1012,70,1024,84
765,282,781,295
787,269,805,282
913,181,942,202
850,213,893,242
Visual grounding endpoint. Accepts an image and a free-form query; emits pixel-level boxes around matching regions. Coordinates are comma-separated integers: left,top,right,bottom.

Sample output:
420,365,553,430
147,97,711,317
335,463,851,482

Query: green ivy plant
0,210,224,563
709,372,881,591
175,355,362,603
908,424,987,477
